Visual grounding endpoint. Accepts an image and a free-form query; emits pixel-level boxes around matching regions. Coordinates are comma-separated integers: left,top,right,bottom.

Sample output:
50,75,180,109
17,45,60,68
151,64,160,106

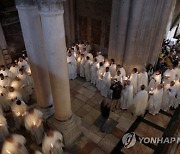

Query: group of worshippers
0,56,64,154
67,41,180,117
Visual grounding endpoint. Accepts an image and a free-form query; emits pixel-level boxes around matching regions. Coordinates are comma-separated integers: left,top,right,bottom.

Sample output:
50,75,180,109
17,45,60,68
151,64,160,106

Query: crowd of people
0,56,64,154
67,41,180,117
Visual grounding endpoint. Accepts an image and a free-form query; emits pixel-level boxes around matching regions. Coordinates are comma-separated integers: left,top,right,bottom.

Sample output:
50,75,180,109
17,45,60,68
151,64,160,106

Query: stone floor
0,77,179,154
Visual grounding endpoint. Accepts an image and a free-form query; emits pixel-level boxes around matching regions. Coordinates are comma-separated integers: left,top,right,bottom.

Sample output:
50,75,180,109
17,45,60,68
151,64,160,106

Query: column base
36,105,54,120
47,114,82,147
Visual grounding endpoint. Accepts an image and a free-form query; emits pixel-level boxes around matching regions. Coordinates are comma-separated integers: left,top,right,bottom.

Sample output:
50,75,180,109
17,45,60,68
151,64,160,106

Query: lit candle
0,122,3,127
77,57,81,62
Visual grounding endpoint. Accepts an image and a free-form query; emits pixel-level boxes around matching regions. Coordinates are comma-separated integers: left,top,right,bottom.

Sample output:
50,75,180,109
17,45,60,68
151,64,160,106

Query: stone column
108,0,175,74
0,22,7,49
36,0,81,146
16,0,54,119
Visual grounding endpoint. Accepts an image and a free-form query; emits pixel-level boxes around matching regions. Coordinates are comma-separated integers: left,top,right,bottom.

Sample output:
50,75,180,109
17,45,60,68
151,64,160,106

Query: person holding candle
174,63,180,80
80,54,86,78
1,134,28,154
18,57,29,69
0,74,11,89
25,108,44,145
138,68,148,91
114,70,123,84
163,66,175,85
148,84,164,115
0,114,9,142
172,79,180,109
116,64,126,79
91,58,99,85
109,59,116,77
130,68,138,95
96,52,104,63
67,51,77,80
96,62,105,91
147,70,161,91
11,100,28,129
84,56,92,82
101,67,111,97
132,85,148,116
9,63,19,79
42,129,64,154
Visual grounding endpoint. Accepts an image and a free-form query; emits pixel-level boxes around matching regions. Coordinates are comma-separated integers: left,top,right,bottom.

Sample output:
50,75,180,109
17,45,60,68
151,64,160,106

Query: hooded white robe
174,67,180,80
25,109,44,145
148,88,163,115
84,59,92,82
42,131,64,154
130,73,138,95
86,53,93,61
0,77,11,88
147,74,161,91
91,62,99,85
1,134,28,154
117,67,126,78
11,101,27,129
138,72,148,91
67,55,77,80
0,115,9,142
18,59,28,69
101,72,111,97
9,66,19,79
172,80,180,108
109,64,116,77
132,90,148,116
121,85,133,110
96,55,104,63
96,66,105,91
163,69,175,84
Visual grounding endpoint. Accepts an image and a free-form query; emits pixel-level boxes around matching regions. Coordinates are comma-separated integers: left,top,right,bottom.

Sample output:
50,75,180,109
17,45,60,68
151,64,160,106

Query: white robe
1,134,28,154
132,90,148,116
109,64,116,77
42,131,64,154
148,74,161,91
84,60,91,82
86,44,92,52
161,84,177,111
0,77,11,88
25,109,44,145
11,101,27,129
138,72,148,91
114,74,123,84
80,57,86,77
0,115,9,142
18,60,28,69
96,66,105,91
130,73,138,95
163,69,175,84
174,67,180,80
9,66,19,79
100,72,111,97
148,88,163,115
91,62,99,85
117,67,126,78
172,80,180,108
121,85,133,110
96,55,104,63
67,56,77,80
86,53,93,61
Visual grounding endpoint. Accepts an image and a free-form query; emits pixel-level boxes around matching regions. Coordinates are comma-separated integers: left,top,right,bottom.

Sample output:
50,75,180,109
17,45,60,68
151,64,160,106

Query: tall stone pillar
16,0,54,119
0,22,7,49
36,0,81,146
108,0,175,74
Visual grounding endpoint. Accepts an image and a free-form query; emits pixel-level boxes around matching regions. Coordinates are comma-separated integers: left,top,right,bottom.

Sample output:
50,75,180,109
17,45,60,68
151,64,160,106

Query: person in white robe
96,52,104,63
147,71,161,91
138,68,148,91
86,42,92,52
67,51,77,80
0,74,11,88
101,67,111,97
11,100,27,129
132,85,148,116
174,64,180,80
1,134,28,154
109,59,116,77
0,115,9,142
42,129,64,154
91,58,99,85
0,86,8,112
117,64,126,79
148,84,164,115
0,65,11,77
103,59,110,68
86,52,93,61
121,80,133,110
130,68,138,95
9,63,19,79
25,108,44,145
114,70,123,84
172,79,180,108
161,81,177,111
6,87,22,112
80,54,86,78
78,42,85,51
82,48,88,56
96,62,105,91
84,56,92,82
18,57,28,69
163,67,175,85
